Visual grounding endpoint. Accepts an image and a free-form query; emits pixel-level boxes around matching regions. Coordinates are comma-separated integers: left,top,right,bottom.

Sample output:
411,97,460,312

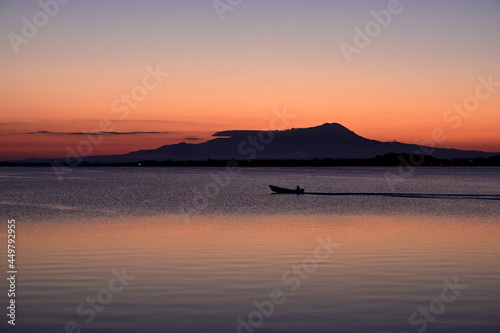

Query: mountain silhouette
16,123,500,163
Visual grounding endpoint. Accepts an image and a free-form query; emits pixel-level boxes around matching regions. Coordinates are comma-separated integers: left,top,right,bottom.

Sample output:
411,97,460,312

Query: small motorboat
269,185,305,194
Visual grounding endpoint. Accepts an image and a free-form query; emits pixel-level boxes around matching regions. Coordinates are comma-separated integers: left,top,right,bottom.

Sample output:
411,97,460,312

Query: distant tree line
2,154,500,167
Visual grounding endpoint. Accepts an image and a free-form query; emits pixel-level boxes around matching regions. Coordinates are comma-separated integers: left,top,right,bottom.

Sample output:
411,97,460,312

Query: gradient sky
1,0,499,160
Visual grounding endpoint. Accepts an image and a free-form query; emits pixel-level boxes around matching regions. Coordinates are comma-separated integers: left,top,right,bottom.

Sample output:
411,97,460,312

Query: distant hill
13,123,500,164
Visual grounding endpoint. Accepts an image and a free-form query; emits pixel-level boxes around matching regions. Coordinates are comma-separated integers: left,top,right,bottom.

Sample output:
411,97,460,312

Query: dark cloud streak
26,130,171,136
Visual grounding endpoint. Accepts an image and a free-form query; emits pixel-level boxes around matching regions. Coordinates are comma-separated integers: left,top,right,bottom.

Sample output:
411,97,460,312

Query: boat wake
301,192,500,200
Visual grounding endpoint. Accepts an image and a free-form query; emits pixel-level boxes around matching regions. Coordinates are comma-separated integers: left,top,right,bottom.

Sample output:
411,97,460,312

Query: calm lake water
1,167,499,333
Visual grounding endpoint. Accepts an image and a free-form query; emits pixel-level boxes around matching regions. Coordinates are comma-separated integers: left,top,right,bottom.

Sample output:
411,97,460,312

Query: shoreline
2,155,500,168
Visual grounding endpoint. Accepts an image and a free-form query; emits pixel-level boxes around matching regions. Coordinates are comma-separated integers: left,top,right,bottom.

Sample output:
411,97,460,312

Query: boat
269,185,305,194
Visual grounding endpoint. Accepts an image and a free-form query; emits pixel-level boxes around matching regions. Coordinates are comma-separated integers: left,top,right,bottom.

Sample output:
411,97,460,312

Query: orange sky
1,1,499,160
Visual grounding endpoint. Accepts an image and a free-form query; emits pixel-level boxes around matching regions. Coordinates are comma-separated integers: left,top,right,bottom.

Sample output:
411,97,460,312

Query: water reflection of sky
11,213,500,333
